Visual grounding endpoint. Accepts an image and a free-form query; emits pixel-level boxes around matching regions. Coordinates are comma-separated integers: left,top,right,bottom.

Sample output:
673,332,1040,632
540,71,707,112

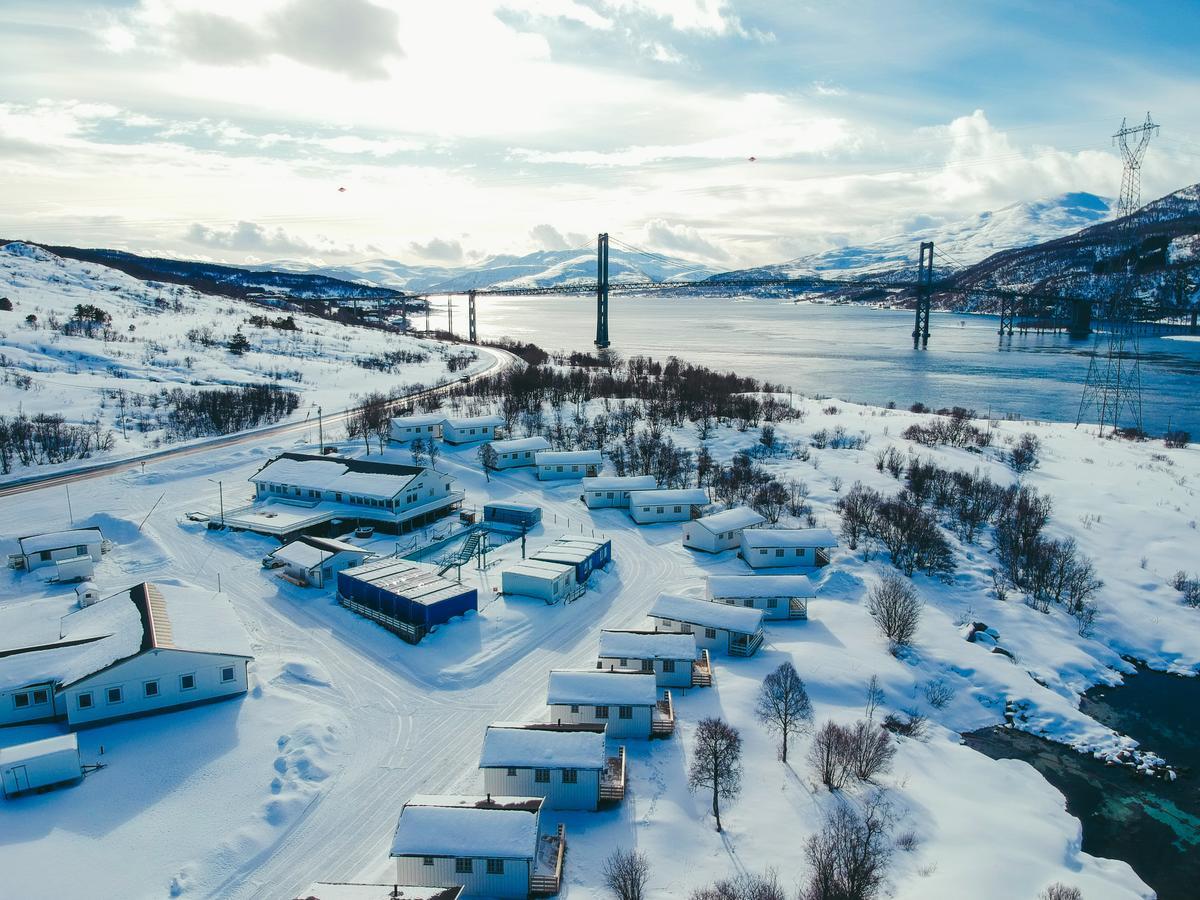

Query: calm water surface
432,295,1200,433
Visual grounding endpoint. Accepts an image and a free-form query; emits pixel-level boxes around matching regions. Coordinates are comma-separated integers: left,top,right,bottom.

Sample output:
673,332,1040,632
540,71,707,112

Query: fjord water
453,295,1200,433
965,669,1200,900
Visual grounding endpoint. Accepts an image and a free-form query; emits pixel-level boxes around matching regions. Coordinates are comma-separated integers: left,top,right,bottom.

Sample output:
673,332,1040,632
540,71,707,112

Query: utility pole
447,295,453,338
317,406,324,454
595,232,610,348
912,241,933,349
468,290,478,343
208,478,225,527
424,296,430,334
65,484,74,525
1077,113,1157,435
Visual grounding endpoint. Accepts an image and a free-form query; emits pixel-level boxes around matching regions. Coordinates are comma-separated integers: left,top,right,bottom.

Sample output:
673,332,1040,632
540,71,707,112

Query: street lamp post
207,478,224,527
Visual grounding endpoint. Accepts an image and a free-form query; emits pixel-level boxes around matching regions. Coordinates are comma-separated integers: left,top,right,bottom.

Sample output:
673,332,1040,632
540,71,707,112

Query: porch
599,746,626,804
729,630,764,657
788,597,809,620
651,690,675,738
531,824,567,896
691,649,713,687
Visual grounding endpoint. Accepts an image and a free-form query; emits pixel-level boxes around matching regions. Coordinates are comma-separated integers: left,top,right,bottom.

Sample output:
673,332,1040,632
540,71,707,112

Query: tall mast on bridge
912,241,934,349
1076,113,1157,435
595,232,610,348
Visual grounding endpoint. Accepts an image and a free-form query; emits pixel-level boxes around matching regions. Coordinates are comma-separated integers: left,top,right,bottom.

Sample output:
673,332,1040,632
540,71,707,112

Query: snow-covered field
0,242,484,477
2,383,1196,899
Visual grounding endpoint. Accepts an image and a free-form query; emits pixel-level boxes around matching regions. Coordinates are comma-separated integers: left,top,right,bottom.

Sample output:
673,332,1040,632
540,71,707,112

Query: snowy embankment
0,242,487,478
0,382,1195,898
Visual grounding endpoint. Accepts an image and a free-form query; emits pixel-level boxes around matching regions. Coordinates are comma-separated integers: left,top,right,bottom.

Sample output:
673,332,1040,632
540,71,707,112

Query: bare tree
1038,885,1083,900
688,717,743,832
802,791,894,900
849,720,896,782
866,574,923,653
410,436,428,467
602,847,650,900
809,721,854,790
425,435,441,471
863,675,884,723
755,661,813,763
690,870,786,900
477,442,498,481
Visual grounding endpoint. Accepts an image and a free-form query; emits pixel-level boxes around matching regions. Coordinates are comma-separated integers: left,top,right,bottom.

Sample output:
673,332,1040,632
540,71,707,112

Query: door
4,765,30,796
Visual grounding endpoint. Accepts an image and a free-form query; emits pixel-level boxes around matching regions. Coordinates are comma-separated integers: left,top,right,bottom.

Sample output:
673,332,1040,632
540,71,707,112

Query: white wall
596,656,692,688
23,542,102,571
630,502,695,524
390,421,442,443
548,703,652,739
63,649,249,727
443,423,498,444
502,567,576,603
482,765,600,810
742,542,817,569
537,462,600,481
0,681,58,727
709,594,805,620
491,449,538,469
584,489,636,509
1,747,80,797
650,618,732,654
394,853,531,899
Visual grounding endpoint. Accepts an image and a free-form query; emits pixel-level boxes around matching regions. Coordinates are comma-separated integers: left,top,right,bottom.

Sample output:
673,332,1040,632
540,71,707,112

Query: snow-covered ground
0,242,485,477
2,387,1196,899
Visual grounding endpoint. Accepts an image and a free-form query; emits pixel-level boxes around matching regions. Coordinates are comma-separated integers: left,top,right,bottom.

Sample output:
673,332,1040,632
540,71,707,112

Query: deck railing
599,746,626,803
788,597,809,620
729,631,764,657
531,824,567,895
691,649,713,687
651,690,675,737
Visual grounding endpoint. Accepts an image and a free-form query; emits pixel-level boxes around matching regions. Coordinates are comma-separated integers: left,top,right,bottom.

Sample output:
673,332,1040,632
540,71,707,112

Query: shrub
1038,885,1083,900
603,848,650,900
922,678,954,709
1164,428,1191,449
1008,432,1041,473
802,791,894,900
691,871,786,900
867,574,923,651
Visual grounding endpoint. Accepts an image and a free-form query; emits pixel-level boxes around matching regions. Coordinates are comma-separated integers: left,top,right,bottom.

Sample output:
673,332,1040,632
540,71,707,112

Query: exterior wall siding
394,854,531,899
742,544,820,569
23,543,102,571
0,681,59,727
443,424,498,444
482,765,600,810
584,490,635,509
596,656,692,688
492,450,538,469
630,505,696,524
651,618,732,654
711,595,803,620
502,568,576,603
548,703,652,739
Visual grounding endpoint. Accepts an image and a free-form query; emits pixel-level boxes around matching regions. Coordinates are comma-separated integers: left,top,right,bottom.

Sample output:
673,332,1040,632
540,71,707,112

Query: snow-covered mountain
276,247,721,292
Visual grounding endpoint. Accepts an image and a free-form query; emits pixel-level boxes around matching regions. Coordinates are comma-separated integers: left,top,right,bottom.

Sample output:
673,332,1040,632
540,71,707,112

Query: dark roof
280,452,423,477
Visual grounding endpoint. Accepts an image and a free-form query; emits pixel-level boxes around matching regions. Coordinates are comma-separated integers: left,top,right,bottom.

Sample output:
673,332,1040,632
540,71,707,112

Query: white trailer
501,560,578,604
1,733,82,799
53,555,95,582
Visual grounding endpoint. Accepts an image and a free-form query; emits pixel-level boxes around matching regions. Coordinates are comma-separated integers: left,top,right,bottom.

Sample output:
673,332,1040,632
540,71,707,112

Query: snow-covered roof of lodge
484,501,540,513
547,669,658,706
706,574,816,598
694,506,766,533
390,413,447,427
343,560,473,606
0,581,251,690
391,795,543,859
598,629,697,661
629,488,710,506
504,559,574,581
250,453,425,500
297,884,462,900
444,414,505,429
17,528,103,555
740,528,838,549
489,436,550,453
582,475,657,492
0,732,78,767
650,593,764,634
272,536,368,570
479,723,608,770
535,449,604,466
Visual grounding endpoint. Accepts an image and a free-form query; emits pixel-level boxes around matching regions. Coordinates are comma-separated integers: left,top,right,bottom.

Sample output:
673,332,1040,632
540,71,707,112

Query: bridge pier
468,290,477,343
595,232,610,348
1068,298,1092,340
912,241,933,349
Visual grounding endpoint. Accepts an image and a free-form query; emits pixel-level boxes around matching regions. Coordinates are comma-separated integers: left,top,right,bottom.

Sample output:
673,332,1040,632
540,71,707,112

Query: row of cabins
391,413,506,446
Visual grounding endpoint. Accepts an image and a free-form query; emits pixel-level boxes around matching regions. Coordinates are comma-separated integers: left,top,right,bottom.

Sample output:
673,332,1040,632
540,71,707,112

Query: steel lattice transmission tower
1076,113,1158,435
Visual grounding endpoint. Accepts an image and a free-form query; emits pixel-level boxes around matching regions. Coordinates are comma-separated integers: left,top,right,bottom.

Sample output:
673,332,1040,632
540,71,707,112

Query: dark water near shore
433,295,1200,434
963,669,1200,899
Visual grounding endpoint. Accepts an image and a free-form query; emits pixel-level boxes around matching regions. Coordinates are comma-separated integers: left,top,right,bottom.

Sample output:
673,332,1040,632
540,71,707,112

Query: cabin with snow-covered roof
581,475,657,508
268,535,373,588
530,537,610,583
13,528,107,572
706,574,815,620
535,450,603,481
597,629,707,688
0,581,253,728
442,414,505,445
501,560,578,605
546,670,672,739
479,722,624,810
389,412,446,443
628,488,709,524
739,528,837,569
649,592,765,657
683,506,766,553
390,795,564,898
0,733,82,799
485,436,550,470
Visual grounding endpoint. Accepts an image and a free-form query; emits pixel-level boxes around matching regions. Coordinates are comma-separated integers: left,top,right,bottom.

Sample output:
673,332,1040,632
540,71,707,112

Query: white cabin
0,581,253,729
649,593,765,657
389,413,446,443
706,574,815,620
535,450,603,481
740,528,838,569
269,535,373,588
75,581,101,607
546,670,672,739
628,488,709,524
391,795,561,899
597,629,699,688
479,722,623,810
442,415,505,445
485,436,550,470
581,475,657,509
683,506,766,553
0,733,82,799
14,528,105,572
501,560,578,605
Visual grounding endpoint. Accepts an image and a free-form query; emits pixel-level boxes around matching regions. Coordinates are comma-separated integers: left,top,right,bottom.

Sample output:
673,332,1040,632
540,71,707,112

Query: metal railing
531,824,567,895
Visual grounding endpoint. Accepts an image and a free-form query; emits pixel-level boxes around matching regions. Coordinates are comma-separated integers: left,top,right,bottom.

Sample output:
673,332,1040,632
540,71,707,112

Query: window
674,505,682,513
562,768,578,784
663,659,676,673
641,659,654,673
776,549,785,557
606,491,614,499
758,548,768,555
656,506,664,514
506,767,517,777
455,858,473,874
705,627,717,639
618,705,633,720
40,550,52,561
744,599,754,608
796,548,806,557
180,673,196,691
618,658,628,667
77,691,93,709
423,857,434,867
486,859,505,875
220,666,236,683
767,597,778,608
535,768,551,783
570,704,580,713
76,545,87,555
106,686,123,704
595,705,609,718
32,689,49,705
680,623,692,634
143,680,160,698
13,692,29,709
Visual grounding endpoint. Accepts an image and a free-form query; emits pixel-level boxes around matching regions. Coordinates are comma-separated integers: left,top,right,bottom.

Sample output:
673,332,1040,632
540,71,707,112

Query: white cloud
407,237,465,263
529,223,588,250
641,218,728,261
184,221,372,257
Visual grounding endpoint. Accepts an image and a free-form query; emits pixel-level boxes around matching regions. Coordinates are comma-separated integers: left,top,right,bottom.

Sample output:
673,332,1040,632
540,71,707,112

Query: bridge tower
1076,113,1157,435
468,290,477,343
912,241,933,349
998,292,1016,337
595,232,610,348
447,295,453,338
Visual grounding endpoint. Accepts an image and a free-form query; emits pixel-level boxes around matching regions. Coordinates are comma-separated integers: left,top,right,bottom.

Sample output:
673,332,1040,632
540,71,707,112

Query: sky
1,0,1198,270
